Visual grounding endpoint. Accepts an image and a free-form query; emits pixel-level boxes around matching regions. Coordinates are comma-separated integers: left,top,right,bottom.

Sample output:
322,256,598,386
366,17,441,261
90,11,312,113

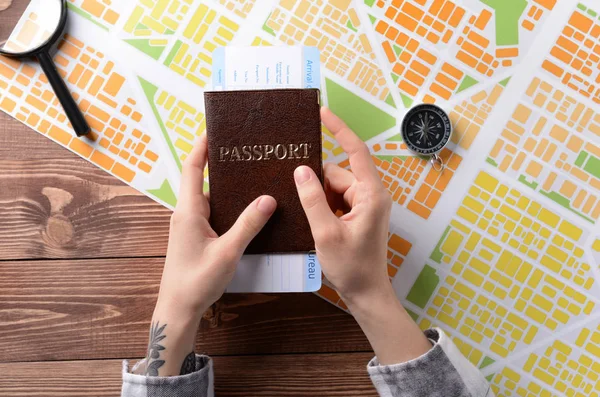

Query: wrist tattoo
145,321,167,376
180,351,196,375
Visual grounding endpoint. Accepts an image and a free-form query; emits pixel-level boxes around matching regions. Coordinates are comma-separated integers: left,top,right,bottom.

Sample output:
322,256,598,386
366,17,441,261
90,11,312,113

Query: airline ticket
214,46,323,293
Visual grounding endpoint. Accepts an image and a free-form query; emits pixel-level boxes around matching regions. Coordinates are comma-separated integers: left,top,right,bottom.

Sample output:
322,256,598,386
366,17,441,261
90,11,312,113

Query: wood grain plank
0,113,71,160
215,353,377,396
0,353,378,396
0,155,171,259
0,359,122,397
0,257,370,362
0,0,23,43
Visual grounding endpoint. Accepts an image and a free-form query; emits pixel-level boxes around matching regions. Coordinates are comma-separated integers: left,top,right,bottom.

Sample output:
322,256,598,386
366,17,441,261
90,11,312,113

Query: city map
0,0,599,395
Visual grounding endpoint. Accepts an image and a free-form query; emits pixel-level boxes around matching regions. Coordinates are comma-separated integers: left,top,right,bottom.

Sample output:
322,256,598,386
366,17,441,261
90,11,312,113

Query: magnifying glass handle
37,50,90,137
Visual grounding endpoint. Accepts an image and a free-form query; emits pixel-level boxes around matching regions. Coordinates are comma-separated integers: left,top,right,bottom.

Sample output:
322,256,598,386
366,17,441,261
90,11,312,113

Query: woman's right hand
294,107,432,365
293,107,393,305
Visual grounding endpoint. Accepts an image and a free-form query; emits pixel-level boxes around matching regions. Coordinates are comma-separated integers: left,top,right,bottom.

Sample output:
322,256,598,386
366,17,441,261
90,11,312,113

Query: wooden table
0,111,380,396
0,4,377,391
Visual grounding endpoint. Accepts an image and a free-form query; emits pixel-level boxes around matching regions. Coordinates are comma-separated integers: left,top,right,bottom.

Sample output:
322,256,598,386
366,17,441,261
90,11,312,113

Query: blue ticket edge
304,252,322,292
300,47,323,292
212,47,321,90
211,46,322,292
213,47,225,88
303,46,320,89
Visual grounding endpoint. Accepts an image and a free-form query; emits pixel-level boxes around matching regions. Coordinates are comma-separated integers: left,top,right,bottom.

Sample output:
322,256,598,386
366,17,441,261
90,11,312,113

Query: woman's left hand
144,135,276,376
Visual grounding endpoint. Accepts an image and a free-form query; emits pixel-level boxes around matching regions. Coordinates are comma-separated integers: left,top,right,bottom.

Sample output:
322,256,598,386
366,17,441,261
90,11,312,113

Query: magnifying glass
0,0,90,137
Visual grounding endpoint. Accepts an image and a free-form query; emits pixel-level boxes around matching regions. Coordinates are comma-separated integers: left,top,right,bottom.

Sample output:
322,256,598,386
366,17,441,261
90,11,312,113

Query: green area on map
575,151,589,167
583,155,600,179
125,39,166,60
262,13,276,36
148,179,178,207
480,0,528,46
406,265,439,309
430,226,451,263
326,78,396,141
164,40,183,67
486,157,499,167
457,75,479,93
139,77,182,170
518,175,539,190
540,190,594,224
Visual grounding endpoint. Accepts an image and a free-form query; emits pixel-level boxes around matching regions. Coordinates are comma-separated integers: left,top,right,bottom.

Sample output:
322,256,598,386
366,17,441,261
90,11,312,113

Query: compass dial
401,104,452,156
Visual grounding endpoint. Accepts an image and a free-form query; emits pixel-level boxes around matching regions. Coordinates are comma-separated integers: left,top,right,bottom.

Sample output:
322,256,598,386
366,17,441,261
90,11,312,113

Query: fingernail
294,166,311,185
257,196,277,214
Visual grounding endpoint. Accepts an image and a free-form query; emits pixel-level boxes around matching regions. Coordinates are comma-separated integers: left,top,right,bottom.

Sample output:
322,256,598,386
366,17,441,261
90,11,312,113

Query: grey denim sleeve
121,355,214,397
121,328,490,397
368,328,494,397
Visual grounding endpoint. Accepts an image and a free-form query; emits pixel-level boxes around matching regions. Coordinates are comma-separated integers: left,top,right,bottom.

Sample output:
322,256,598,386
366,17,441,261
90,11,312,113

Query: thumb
294,166,338,238
220,196,277,252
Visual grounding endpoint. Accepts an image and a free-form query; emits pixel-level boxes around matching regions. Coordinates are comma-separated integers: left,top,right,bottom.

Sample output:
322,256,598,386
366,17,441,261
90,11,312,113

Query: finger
324,186,350,216
321,107,380,183
181,134,208,197
294,166,339,238
324,163,355,194
220,195,277,252
324,163,356,210
178,135,210,216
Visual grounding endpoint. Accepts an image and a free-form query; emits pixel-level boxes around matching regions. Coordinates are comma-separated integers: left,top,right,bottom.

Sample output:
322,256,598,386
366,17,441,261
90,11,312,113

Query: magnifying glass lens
1,0,62,54
0,0,90,137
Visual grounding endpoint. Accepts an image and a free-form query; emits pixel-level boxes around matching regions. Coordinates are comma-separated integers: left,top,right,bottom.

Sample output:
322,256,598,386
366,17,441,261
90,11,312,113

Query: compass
401,104,452,171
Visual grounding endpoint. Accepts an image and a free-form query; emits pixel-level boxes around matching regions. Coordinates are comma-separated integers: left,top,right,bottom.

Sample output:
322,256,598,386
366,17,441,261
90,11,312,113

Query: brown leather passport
204,89,323,254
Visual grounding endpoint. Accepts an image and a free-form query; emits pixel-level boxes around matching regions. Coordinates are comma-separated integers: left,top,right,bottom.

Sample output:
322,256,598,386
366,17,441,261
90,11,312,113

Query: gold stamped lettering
242,146,252,161
218,143,311,162
275,144,287,160
288,143,301,159
301,143,311,158
264,145,274,160
230,146,241,161
252,145,263,160
219,147,230,162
